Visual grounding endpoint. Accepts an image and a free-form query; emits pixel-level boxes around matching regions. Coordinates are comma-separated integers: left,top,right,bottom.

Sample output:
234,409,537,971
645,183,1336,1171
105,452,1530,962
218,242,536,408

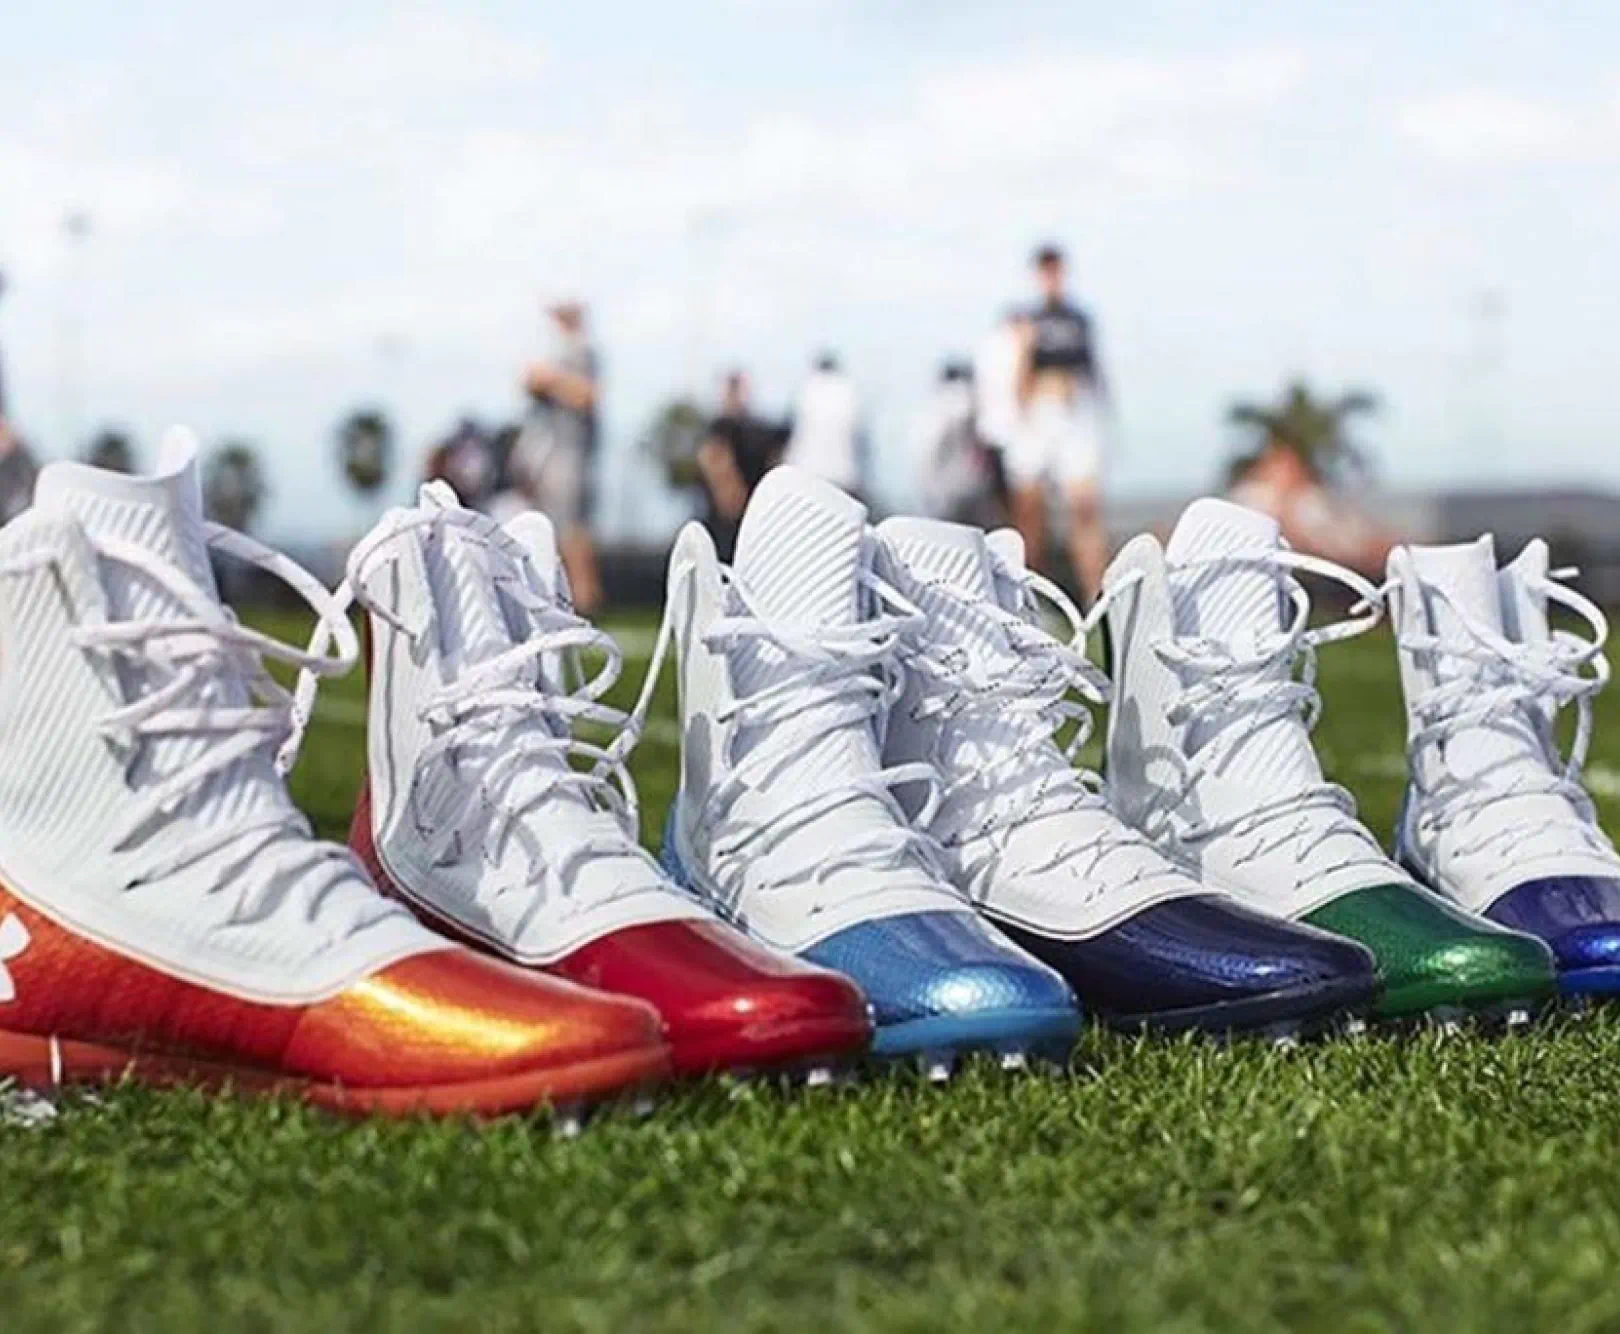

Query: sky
2,0,1618,541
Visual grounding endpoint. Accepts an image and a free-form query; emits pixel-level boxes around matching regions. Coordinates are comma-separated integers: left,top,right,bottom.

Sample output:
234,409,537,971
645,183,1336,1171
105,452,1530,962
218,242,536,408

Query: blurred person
1227,436,1395,576
1008,243,1110,603
0,271,38,526
784,350,865,500
918,358,1006,528
424,416,495,510
517,300,603,613
697,370,783,562
972,307,1023,492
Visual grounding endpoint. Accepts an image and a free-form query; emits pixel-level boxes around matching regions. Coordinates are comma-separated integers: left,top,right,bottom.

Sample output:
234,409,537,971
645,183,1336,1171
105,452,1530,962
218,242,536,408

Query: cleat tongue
1406,536,1503,639
35,433,219,613
504,511,564,594
397,494,674,940
1162,497,1321,788
733,466,868,629
1164,497,1286,647
32,436,280,829
724,467,942,903
876,517,997,603
1401,534,1579,851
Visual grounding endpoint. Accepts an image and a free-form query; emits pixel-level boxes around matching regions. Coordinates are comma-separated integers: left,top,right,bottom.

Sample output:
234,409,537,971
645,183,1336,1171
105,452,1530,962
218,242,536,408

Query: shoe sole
1559,965,1620,998
869,1006,1081,1063
1094,975,1378,1040
671,1013,874,1078
1378,995,1546,1034
0,1028,671,1118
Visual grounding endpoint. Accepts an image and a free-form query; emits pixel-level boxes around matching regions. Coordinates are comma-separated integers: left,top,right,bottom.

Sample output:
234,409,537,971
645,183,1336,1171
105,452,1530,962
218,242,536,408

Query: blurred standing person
918,359,1005,528
0,271,38,525
1008,243,1110,603
518,300,604,614
423,416,495,510
784,350,864,501
972,307,1023,504
697,370,782,562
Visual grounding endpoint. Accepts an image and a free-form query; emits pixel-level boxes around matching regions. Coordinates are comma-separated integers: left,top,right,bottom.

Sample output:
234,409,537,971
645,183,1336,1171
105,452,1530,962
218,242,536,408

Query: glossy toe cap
285,947,668,1089
1304,883,1556,1017
996,893,1377,1020
549,920,872,1074
1484,876,1620,974
800,910,1076,1028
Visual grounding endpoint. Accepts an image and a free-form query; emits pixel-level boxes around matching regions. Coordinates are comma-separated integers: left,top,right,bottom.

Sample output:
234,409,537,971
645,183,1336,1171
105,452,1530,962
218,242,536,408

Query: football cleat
871,517,1379,1035
652,467,1081,1063
1387,535,1620,997
1098,498,1555,1023
305,483,870,1076
0,442,670,1115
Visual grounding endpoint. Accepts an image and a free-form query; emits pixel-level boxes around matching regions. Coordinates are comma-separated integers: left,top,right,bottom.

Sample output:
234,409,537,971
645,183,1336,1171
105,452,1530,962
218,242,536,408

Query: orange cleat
0,443,672,1117
0,882,670,1116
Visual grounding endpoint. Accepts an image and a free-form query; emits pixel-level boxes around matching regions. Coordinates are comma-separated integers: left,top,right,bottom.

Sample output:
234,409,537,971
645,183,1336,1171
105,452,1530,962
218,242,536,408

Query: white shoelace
1095,549,1391,887
899,567,1165,900
1,522,384,941
284,506,667,920
1396,565,1617,864
632,560,948,915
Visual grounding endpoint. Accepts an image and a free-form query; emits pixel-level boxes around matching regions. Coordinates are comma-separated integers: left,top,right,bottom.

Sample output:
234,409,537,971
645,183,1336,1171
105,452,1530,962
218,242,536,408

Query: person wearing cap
517,299,604,613
1008,243,1110,602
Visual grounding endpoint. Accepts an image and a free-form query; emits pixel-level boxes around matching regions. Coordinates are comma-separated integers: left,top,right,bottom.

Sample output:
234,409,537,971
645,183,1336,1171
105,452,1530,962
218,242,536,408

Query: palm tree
640,398,709,491
336,407,393,497
84,428,137,474
202,440,267,534
1226,380,1380,484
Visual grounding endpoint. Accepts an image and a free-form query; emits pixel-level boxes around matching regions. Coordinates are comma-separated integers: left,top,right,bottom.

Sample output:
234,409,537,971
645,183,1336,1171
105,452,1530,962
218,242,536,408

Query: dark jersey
1027,298,1099,384
709,412,784,491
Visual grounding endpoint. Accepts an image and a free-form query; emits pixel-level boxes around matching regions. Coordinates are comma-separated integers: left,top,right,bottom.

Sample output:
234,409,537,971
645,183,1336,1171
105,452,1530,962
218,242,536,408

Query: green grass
6,615,1620,1332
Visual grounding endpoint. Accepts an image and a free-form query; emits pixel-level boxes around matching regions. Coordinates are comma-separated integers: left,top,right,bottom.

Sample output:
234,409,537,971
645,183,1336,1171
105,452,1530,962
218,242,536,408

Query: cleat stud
999,1050,1029,1072
804,1066,834,1089
924,1056,953,1084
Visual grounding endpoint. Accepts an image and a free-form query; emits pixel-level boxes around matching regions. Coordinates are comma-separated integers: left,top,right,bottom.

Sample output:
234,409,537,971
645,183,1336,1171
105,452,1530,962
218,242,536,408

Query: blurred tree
1226,381,1380,485
640,398,709,490
337,407,393,497
202,440,267,533
84,428,137,474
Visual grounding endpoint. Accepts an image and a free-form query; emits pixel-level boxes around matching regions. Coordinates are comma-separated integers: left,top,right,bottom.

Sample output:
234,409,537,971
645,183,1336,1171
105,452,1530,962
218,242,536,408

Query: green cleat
1303,883,1556,1021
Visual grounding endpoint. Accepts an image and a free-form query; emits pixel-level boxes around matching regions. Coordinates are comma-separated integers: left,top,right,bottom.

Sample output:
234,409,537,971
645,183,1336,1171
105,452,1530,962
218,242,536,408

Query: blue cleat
801,911,1081,1059
1484,876,1620,997
994,895,1379,1035
870,515,1380,1039
651,469,1083,1073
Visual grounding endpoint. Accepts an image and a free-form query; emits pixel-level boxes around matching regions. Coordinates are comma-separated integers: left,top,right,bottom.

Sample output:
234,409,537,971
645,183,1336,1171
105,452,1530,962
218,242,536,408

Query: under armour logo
0,914,29,1003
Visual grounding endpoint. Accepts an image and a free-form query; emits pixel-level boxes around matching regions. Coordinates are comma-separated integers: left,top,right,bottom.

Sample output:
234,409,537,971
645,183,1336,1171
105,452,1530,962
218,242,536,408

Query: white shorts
513,418,593,527
1006,393,1104,489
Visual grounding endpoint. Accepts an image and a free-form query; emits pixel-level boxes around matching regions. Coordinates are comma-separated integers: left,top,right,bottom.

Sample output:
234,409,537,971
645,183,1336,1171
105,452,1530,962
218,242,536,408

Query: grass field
7,611,1620,1332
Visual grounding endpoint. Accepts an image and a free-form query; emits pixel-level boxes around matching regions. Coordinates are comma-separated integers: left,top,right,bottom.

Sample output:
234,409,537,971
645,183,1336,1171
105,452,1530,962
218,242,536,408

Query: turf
6,614,1620,1333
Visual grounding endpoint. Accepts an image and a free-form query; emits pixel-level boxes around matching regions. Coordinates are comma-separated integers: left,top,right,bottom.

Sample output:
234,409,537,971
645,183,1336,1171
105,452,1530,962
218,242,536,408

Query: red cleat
315,488,873,1078
0,446,671,1117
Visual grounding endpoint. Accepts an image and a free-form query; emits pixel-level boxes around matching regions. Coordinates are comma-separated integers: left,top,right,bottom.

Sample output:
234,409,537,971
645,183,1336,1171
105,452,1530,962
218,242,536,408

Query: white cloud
1395,87,1620,168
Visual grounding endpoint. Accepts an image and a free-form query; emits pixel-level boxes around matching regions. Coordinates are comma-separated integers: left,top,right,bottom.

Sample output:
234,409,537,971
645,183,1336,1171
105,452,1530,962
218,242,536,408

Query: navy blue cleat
800,911,1081,1063
992,895,1381,1037
1484,876,1620,997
